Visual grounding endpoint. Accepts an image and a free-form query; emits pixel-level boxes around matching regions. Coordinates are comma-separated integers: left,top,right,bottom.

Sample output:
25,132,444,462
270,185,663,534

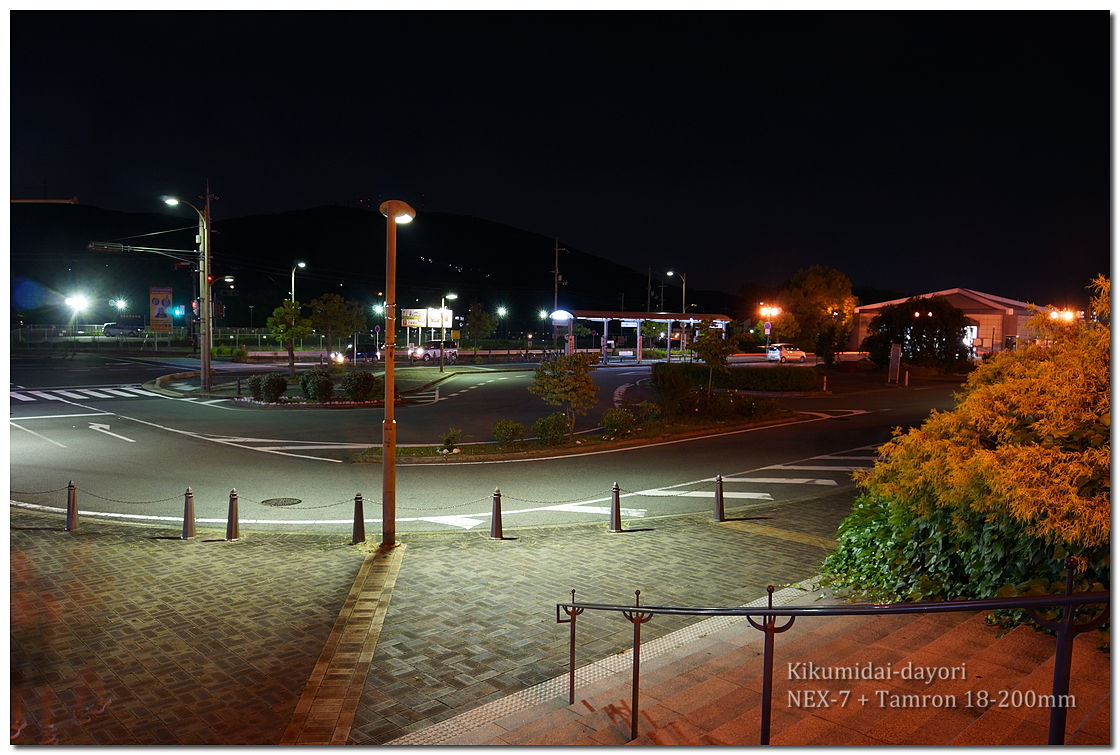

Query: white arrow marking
89,423,136,442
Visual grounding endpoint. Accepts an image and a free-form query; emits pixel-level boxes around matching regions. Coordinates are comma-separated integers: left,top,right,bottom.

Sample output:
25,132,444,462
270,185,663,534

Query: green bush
308,374,334,402
246,374,264,401
821,494,1110,614
674,391,779,421
601,407,636,437
651,362,817,395
300,367,331,399
259,373,288,403
231,345,249,363
340,370,382,401
650,364,694,415
492,420,527,446
532,413,569,446
441,427,463,452
635,401,662,425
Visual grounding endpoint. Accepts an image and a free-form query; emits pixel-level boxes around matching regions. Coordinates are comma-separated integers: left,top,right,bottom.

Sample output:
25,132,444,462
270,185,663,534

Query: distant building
851,288,1041,356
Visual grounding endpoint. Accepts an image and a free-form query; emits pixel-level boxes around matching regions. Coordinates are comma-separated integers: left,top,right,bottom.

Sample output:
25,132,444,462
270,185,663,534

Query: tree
268,300,313,377
779,266,857,365
463,299,498,345
822,277,1110,604
690,322,740,398
860,296,971,372
527,352,599,435
309,293,365,352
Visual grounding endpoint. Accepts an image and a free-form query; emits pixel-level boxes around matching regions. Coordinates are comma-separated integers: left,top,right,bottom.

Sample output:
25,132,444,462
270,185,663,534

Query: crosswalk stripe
9,392,35,402
75,389,113,398
102,388,140,397
721,477,839,486
121,387,163,397
55,390,90,399
28,391,64,400
764,464,867,472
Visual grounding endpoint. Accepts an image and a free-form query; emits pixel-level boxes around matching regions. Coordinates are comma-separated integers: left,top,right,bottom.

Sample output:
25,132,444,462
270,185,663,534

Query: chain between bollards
609,482,623,533
351,493,366,545
181,487,196,539
713,474,726,522
65,480,78,532
225,489,240,541
489,488,504,540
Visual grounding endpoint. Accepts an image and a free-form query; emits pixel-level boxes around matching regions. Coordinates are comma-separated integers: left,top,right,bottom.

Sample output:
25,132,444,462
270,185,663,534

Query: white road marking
637,489,773,501
102,388,141,398
9,392,35,402
75,389,113,399
122,387,163,397
56,390,93,399
719,477,839,486
763,464,867,471
28,391,64,401
10,422,67,448
89,423,137,443
10,412,111,420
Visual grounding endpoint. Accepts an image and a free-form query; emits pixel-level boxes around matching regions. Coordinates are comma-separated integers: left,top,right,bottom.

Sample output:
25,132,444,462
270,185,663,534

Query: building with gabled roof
851,288,1041,355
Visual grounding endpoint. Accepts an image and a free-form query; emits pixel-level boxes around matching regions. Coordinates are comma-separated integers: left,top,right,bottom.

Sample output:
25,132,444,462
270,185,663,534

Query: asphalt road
10,354,958,535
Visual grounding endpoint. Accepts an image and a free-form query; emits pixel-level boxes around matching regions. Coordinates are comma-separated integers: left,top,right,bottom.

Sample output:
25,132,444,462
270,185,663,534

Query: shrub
532,413,569,446
307,373,334,402
651,362,817,397
441,427,463,452
649,364,694,415
492,420,527,446
259,373,289,403
601,407,636,438
300,367,331,399
246,374,264,401
635,401,662,425
231,345,249,363
340,370,382,401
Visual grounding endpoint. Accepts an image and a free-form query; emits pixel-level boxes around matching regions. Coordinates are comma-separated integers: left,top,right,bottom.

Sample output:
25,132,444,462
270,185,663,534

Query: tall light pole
164,189,216,391
760,304,781,348
379,199,415,550
439,292,457,373
667,270,687,359
290,261,307,302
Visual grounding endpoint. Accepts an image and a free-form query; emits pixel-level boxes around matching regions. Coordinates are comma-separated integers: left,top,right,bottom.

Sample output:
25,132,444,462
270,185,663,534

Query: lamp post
290,261,307,302
760,304,781,348
439,293,457,373
667,271,687,358
379,199,415,550
497,305,508,340
164,190,216,391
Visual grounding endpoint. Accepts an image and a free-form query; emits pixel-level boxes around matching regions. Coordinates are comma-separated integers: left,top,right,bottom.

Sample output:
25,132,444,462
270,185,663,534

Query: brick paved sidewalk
10,489,853,745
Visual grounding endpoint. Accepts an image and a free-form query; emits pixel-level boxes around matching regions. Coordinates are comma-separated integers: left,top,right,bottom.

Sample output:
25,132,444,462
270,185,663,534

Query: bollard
489,488,504,540
351,493,366,545
904,370,909,388
714,474,726,522
181,487,196,539
822,375,828,393
609,482,623,533
65,480,78,532
225,489,240,541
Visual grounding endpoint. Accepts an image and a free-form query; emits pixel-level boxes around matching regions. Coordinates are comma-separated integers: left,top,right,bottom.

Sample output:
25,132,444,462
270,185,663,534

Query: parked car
103,321,144,336
409,340,458,362
765,343,807,363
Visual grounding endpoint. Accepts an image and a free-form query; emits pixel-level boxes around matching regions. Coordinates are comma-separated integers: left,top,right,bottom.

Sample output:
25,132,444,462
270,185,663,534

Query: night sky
10,10,1109,307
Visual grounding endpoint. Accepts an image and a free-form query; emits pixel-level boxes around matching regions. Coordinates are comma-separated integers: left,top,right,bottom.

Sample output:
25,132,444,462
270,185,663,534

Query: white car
766,343,807,363
409,340,458,362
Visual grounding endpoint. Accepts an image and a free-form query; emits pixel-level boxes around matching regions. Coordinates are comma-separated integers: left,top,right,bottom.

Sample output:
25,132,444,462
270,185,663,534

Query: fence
556,561,1109,745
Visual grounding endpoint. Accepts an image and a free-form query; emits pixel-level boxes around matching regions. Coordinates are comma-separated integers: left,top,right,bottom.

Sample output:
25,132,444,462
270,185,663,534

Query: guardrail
557,560,1108,745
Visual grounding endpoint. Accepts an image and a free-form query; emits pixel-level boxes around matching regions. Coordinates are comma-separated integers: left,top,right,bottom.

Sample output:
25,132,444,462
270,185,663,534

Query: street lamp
112,298,127,312
759,304,781,347
439,293,457,373
379,199,416,550
666,270,687,314
290,261,307,302
164,191,216,391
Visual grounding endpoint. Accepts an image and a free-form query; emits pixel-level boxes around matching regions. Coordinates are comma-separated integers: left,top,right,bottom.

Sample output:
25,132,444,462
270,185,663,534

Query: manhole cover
260,497,302,507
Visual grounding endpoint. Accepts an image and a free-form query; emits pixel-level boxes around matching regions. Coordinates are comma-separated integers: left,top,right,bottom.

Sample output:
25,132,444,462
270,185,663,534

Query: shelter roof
854,288,1035,316
563,309,732,323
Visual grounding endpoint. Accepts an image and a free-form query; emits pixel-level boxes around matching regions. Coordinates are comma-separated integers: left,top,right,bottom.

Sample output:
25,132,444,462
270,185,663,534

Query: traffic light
192,300,199,315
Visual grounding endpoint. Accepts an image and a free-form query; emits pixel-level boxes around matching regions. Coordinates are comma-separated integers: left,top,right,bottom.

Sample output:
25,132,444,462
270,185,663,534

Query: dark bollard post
351,493,366,545
713,474,726,522
225,489,240,541
181,487,196,539
65,480,78,532
609,482,623,533
489,488,504,540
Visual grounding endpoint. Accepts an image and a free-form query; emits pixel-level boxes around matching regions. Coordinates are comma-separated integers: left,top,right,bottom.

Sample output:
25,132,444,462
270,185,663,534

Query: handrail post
713,474,725,522
609,482,623,533
181,487,196,539
559,589,584,705
65,480,78,532
622,590,654,741
489,488,504,540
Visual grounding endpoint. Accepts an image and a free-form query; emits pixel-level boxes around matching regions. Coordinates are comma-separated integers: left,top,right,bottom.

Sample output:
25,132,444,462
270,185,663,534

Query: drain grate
260,497,302,507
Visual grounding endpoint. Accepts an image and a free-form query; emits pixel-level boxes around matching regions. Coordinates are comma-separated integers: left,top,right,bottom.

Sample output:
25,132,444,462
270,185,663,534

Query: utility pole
552,239,565,312
646,266,651,312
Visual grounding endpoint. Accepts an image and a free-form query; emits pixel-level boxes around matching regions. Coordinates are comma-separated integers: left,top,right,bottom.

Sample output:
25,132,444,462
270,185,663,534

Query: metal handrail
556,561,1108,745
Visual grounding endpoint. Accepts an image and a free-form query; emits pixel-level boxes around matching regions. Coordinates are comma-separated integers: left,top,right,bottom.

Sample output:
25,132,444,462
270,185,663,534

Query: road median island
350,411,809,464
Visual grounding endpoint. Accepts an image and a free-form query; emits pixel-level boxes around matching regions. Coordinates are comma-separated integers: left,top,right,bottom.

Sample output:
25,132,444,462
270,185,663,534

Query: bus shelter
549,309,732,363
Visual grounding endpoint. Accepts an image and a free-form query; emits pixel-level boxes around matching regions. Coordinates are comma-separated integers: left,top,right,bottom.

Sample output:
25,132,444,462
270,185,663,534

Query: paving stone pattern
348,492,853,744
10,513,365,745
10,489,852,746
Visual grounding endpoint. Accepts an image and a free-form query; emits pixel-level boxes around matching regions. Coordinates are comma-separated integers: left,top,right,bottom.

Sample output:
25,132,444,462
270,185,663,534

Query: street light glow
112,298,127,311
497,306,508,317
163,197,180,207
65,294,89,312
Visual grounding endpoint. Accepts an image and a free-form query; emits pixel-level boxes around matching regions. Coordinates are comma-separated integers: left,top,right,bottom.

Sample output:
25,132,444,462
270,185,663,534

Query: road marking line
820,455,878,461
75,389,113,398
718,477,839,486
55,390,92,399
28,391,64,400
415,516,487,529
10,422,67,448
717,520,838,550
9,412,111,420
763,464,867,471
102,388,141,397
9,392,35,402
636,489,774,501
89,423,137,442
121,387,163,397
